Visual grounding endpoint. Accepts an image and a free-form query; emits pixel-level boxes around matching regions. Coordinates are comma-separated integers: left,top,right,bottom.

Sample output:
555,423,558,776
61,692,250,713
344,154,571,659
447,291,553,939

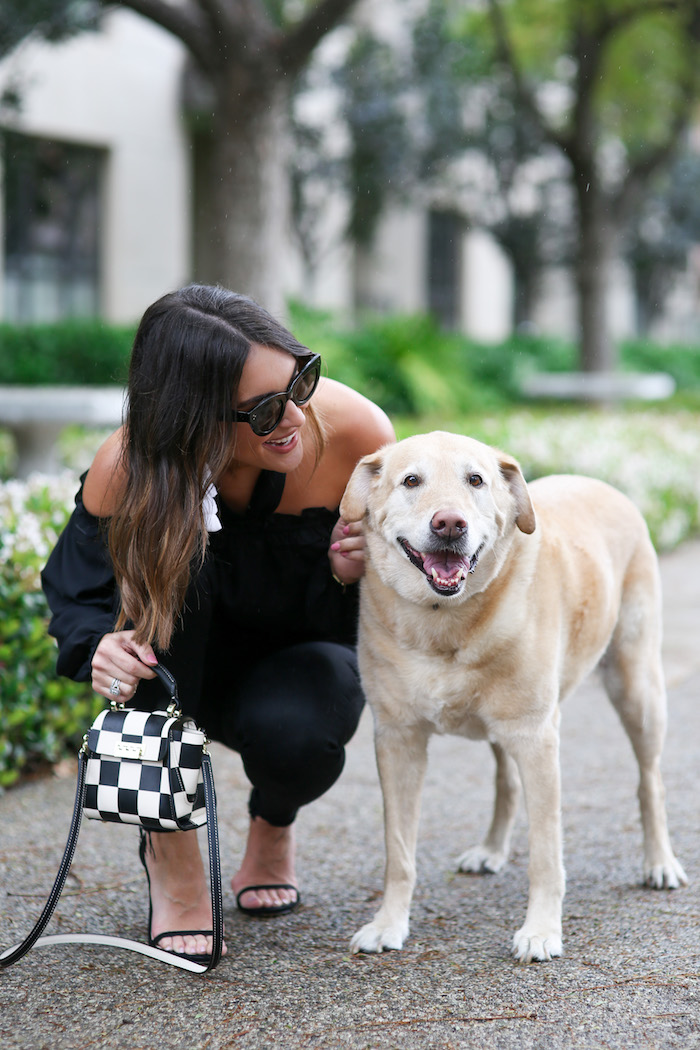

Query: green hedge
1,311,700,410
0,320,135,385
0,476,100,788
286,302,700,413
622,339,700,392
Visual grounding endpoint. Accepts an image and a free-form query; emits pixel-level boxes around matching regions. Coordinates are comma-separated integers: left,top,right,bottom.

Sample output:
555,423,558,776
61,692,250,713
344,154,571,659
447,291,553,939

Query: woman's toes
235,884,299,912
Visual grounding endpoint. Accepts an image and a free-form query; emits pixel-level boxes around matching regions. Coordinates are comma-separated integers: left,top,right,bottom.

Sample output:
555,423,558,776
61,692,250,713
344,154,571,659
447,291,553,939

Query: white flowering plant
0,473,99,788
397,408,700,552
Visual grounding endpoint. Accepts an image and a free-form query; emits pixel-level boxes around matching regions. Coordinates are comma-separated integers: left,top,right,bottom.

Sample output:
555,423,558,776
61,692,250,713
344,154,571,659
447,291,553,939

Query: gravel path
1,542,699,1050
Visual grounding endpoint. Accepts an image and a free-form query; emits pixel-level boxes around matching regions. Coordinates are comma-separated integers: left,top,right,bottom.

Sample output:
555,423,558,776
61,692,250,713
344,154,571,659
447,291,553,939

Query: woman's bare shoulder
82,427,128,517
317,378,395,459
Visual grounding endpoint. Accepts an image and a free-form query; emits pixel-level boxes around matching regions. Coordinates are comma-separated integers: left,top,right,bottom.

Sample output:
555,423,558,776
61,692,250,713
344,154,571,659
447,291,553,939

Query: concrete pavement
1,541,699,1049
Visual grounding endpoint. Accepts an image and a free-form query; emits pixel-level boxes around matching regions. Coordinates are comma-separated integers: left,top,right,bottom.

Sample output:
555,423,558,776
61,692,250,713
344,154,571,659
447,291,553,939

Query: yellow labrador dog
341,431,686,963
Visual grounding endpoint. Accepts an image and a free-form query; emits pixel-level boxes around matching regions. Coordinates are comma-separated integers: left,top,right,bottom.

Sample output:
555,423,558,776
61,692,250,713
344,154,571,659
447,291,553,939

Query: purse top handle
150,662,179,704
111,662,180,716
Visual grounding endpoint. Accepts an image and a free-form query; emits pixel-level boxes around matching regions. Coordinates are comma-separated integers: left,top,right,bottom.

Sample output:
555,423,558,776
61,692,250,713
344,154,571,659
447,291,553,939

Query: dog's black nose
430,510,467,540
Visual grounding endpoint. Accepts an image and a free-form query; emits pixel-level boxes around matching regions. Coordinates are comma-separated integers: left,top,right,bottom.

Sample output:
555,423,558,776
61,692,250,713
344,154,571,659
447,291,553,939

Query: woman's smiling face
229,343,310,471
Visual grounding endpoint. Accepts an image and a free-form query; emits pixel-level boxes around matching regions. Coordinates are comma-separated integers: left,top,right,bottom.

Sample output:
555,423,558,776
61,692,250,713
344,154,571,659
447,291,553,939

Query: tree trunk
512,257,539,331
574,180,618,374
191,78,291,314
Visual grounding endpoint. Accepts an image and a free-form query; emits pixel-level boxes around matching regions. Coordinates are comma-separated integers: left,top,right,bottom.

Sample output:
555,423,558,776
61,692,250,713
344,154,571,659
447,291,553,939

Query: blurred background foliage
0,321,133,384
0,475,100,788
286,301,700,414
1,307,700,421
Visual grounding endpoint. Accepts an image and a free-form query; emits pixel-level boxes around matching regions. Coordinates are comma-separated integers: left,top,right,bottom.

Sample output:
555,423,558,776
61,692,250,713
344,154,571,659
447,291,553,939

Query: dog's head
341,431,536,606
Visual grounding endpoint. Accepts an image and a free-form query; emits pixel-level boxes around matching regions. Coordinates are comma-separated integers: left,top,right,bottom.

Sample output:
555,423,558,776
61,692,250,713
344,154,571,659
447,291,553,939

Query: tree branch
277,0,358,74
599,0,691,37
199,0,274,45
195,0,233,37
619,123,685,217
616,6,700,215
109,0,215,70
485,0,572,159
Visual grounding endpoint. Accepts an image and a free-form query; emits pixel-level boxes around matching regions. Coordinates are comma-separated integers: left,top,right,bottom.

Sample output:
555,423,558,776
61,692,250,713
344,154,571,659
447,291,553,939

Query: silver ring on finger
109,678,122,697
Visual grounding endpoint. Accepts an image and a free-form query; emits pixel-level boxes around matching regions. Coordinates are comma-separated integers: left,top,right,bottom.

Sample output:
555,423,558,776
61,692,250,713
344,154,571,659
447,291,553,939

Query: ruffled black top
41,470,358,682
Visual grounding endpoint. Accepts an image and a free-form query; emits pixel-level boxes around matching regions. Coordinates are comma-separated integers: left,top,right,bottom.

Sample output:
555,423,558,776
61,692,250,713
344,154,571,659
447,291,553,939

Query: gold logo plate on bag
115,742,143,759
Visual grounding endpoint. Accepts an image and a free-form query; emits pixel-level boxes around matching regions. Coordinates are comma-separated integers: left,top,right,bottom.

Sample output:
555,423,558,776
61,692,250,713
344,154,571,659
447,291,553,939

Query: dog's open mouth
398,538,481,595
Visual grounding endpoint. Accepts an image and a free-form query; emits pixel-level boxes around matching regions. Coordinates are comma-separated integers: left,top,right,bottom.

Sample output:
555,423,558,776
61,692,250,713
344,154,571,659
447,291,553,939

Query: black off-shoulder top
41,470,358,681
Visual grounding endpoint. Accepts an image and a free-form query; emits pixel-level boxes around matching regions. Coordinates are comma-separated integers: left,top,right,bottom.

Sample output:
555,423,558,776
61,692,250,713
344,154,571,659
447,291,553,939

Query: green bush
0,310,698,409
395,408,700,552
622,339,700,389
288,301,512,414
288,302,700,416
0,428,13,478
0,475,100,788
0,320,135,385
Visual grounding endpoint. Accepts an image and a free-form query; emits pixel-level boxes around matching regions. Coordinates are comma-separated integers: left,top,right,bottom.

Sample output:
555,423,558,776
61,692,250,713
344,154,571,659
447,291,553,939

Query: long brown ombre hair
109,284,324,650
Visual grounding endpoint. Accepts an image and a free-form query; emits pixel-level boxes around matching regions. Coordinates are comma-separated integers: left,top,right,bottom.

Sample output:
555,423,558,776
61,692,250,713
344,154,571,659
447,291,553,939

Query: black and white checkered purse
84,703,208,831
1,663,223,973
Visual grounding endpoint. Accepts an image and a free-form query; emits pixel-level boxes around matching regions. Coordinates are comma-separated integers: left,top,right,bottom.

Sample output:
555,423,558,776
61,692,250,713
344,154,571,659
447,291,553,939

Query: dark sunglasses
231,353,321,436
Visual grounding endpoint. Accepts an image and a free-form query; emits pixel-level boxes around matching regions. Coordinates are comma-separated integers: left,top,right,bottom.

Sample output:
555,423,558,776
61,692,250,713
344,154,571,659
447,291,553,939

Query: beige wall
461,229,512,343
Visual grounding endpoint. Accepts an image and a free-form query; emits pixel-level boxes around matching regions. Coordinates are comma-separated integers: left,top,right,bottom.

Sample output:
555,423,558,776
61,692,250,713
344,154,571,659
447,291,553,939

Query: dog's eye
403,474,421,489
468,474,483,488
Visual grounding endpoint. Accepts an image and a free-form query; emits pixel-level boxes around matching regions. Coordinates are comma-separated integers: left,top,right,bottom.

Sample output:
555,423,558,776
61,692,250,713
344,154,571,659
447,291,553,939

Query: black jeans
221,640,364,826
136,636,365,827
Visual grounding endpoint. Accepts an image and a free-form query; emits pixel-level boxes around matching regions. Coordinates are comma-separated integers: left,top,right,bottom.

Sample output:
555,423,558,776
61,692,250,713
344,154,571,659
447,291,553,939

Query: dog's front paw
350,917,408,954
512,925,563,964
456,845,507,874
644,855,688,890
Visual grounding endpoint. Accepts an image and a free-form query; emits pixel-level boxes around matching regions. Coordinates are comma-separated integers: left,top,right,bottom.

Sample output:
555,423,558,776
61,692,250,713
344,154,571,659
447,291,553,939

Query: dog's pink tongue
422,552,470,578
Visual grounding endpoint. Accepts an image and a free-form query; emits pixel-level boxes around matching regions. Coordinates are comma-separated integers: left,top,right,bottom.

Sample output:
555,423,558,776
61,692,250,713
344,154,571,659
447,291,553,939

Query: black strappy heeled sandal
139,831,216,965
235,883,300,917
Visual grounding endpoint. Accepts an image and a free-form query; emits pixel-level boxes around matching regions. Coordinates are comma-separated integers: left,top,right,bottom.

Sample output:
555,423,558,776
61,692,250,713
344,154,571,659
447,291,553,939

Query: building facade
1,7,697,344
0,11,189,324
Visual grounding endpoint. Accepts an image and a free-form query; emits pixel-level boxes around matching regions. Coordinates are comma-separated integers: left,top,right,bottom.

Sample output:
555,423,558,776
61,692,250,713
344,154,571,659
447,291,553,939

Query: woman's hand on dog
329,517,365,585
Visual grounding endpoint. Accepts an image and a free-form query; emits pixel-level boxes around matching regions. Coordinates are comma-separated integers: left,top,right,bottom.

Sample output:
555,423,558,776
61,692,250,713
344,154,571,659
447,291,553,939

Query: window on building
427,210,463,330
2,131,103,322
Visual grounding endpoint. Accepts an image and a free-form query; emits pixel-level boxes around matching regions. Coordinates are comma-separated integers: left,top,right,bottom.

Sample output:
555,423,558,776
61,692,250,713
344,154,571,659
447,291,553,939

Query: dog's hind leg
600,568,687,890
456,742,521,875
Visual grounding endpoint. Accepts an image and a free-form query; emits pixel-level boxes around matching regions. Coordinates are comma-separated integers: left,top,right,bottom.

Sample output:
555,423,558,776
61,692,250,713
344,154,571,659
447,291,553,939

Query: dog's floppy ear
340,448,386,522
499,456,536,534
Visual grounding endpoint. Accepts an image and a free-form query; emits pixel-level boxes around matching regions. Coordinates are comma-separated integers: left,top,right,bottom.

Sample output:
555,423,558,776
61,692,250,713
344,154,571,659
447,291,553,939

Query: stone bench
520,371,676,402
0,385,125,477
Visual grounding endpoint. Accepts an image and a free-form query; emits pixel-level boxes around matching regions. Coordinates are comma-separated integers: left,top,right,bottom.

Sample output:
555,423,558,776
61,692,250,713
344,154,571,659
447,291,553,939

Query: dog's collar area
398,537,481,595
